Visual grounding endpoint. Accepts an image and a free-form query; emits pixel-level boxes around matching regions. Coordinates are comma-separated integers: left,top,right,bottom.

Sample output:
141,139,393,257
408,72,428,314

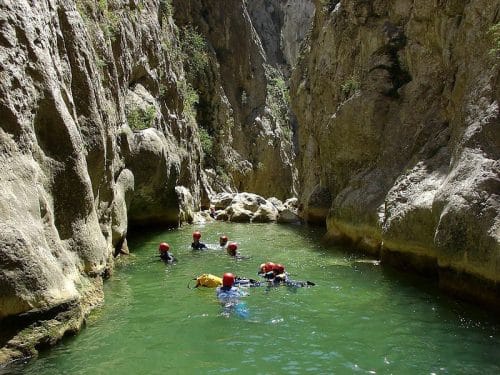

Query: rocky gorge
0,0,498,365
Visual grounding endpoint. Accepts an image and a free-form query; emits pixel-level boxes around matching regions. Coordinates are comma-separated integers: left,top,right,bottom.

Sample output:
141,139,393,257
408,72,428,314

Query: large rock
291,0,500,306
268,197,300,223
219,192,278,223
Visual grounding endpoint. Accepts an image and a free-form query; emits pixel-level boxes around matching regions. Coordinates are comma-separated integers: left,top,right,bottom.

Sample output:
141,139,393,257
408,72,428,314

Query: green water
11,223,500,374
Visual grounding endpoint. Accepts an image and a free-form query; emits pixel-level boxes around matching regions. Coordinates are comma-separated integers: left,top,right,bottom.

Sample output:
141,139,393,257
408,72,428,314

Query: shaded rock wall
291,0,500,305
172,0,312,200
0,0,202,359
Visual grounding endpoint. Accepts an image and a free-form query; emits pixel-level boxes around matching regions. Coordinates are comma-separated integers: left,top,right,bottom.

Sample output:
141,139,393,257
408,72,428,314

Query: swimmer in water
226,242,249,260
191,231,207,250
158,242,176,264
216,273,248,317
263,263,315,287
219,235,229,248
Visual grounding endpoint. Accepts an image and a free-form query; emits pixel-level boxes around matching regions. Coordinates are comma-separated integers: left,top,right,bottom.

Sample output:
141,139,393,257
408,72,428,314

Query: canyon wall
171,0,314,201
0,0,203,360
291,0,499,305
0,0,310,362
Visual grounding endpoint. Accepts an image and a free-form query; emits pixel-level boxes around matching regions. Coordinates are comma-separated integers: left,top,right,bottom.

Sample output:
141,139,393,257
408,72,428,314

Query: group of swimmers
158,231,243,261
157,230,314,317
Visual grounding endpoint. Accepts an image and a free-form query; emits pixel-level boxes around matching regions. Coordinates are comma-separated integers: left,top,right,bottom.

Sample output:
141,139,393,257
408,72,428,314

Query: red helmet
264,262,276,273
222,272,235,287
192,231,202,239
158,242,170,253
220,235,228,241
274,263,285,274
227,242,237,251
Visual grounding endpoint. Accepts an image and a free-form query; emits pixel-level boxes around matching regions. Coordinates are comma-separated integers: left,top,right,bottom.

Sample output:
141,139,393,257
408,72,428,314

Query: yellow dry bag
195,273,223,288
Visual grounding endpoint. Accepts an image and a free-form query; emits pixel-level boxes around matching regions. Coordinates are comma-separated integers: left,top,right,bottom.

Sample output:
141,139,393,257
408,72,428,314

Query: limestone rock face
172,0,308,200
246,0,315,70
291,0,500,304
0,0,203,359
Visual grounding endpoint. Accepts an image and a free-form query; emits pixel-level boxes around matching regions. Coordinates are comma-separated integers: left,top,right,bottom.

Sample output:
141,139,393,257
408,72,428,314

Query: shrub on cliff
489,22,500,58
126,106,156,131
180,26,209,81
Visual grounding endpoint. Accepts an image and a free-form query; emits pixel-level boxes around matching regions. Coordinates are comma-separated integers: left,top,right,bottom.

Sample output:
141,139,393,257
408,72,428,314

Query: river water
13,222,500,374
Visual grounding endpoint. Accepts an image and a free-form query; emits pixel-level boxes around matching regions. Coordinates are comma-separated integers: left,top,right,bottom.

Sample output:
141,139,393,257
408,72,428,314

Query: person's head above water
219,235,228,246
265,262,276,272
222,272,235,287
273,263,285,274
227,242,238,256
259,262,274,274
192,231,202,241
158,242,170,253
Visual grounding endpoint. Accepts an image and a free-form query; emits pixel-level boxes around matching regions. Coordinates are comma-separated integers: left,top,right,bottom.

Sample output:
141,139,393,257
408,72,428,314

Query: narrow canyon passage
12,223,500,374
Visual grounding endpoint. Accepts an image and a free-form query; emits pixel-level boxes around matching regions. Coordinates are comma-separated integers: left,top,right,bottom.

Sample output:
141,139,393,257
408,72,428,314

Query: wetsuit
191,241,207,250
234,277,262,287
216,286,247,304
266,272,314,287
228,253,249,260
160,252,176,263
216,286,249,318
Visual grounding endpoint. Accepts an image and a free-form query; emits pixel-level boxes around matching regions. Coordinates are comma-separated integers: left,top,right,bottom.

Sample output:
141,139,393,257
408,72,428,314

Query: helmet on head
264,262,276,273
259,263,266,273
192,231,202,240
274,263,285,274
222,272,235,287
227,242,237,255
220,235,228,242
158,242,170,253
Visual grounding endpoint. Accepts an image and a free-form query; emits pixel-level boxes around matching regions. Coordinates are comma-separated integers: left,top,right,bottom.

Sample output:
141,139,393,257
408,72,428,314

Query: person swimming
261,262,314,287
226,242,249,260
191,231,207,250
216,273,248,318
219,235,229,248
258,262,276,276
158,242,176,264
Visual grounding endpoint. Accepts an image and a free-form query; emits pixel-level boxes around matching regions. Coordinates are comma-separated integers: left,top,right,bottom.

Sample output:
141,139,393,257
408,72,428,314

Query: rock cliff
171,0,313,201
291,0,499,306
0,0,310,363
0,0,205,361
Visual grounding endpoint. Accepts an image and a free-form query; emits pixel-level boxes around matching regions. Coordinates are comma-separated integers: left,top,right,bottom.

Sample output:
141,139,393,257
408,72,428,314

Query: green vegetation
159,0,174,19
266,65,290,119
126,105,157,131
76,0,120,42
179,81,199,119
180,26,209,80
489,22,500,58
198,127,214,157
341,75,360,97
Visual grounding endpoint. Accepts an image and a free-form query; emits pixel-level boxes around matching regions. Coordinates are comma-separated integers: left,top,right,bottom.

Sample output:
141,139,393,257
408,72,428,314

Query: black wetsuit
160,252,176,263
191,241,207,250
234,277,262,287
265,272,314,287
